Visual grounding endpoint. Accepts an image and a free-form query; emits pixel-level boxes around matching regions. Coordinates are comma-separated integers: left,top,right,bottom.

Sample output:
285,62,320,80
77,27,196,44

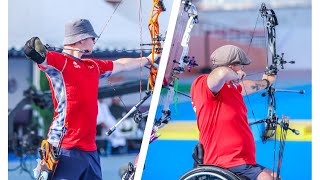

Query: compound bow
247,3,301,179
121,1,199,179
150,0,199,144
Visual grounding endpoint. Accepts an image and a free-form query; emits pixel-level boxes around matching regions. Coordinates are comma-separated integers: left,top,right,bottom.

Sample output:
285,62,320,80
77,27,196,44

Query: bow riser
146,0,166,90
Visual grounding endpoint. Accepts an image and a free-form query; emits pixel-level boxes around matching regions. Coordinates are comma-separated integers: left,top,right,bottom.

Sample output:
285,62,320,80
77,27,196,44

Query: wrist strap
263,79,270,89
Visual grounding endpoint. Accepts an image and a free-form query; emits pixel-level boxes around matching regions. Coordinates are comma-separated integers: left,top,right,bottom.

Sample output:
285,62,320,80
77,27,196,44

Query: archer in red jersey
190,45,277,180
24,18,159,179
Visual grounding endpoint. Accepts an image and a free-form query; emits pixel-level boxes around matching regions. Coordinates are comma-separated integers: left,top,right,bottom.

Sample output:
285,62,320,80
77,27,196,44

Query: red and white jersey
38,51,113,151
190,74,256,168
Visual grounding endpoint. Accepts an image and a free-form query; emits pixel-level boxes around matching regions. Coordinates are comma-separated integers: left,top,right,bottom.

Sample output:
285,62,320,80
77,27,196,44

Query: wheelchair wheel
179,165,241,180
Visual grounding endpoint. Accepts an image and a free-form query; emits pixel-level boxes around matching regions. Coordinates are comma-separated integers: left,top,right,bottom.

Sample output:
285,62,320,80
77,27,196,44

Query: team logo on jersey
227,81,238,89
191,101,196,113
88,65,94,69
73,61,81,68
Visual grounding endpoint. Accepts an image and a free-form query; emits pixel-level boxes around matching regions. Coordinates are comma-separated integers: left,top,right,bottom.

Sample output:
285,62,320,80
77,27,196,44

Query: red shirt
190,74,256,168
38,51,113,151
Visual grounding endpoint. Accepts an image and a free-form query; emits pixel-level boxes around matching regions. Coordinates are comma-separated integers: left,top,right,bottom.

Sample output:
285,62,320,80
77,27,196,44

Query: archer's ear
78,40,85,44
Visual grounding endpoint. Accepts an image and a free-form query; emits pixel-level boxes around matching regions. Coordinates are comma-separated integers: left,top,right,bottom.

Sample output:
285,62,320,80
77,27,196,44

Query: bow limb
174,1,199,74
147,0,166,91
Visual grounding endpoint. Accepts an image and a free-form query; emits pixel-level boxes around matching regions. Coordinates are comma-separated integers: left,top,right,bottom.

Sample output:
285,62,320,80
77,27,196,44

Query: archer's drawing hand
229,70,245,85
237,70,246,81
231,70,246,84
23,37,47,64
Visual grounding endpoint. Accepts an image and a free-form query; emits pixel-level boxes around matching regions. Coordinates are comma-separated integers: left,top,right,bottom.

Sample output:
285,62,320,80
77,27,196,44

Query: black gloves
23,37,47,64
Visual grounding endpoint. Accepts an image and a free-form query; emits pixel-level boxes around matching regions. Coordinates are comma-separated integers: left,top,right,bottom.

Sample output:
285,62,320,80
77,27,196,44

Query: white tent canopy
9,0,171,50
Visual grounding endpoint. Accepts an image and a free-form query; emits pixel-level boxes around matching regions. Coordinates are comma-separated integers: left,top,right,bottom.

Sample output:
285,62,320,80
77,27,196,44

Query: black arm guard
23,37,47,64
